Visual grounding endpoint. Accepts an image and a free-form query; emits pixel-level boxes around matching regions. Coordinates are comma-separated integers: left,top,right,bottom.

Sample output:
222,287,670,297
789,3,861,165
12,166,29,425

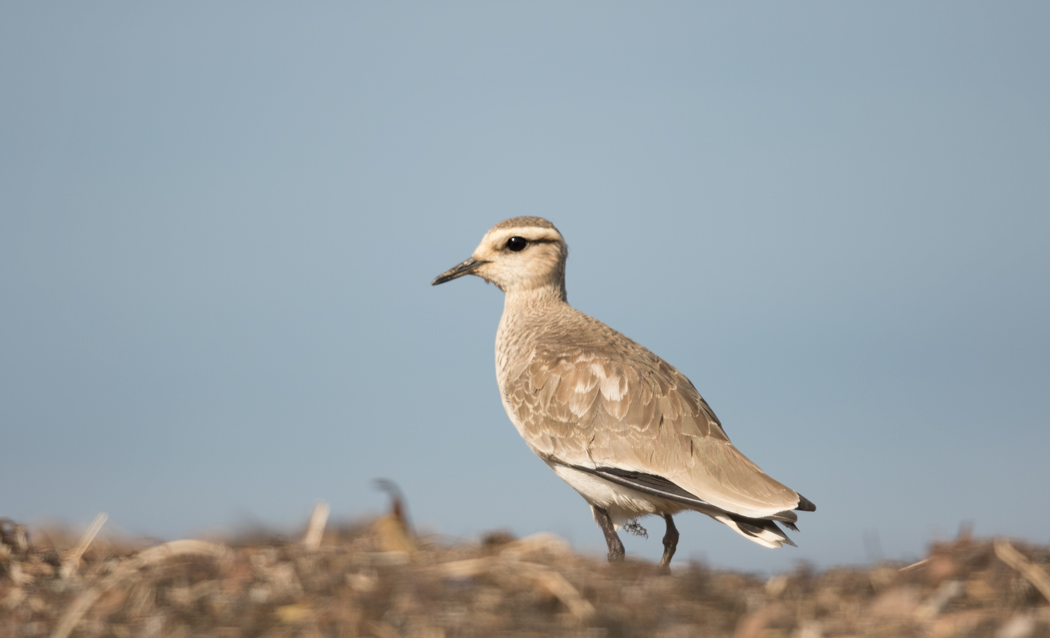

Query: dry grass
2,513,1050,638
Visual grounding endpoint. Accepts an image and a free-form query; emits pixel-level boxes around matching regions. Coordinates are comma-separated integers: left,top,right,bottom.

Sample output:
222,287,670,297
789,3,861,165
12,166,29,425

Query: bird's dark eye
506,236,527,252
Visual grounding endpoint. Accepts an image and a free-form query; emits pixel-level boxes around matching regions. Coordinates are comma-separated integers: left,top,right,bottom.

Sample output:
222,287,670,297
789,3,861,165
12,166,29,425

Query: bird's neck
495,283,570,388
503,282,568,311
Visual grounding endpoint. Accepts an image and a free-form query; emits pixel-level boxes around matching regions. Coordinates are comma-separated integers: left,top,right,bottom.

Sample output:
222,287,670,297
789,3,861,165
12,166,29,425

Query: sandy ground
2,511,1050,638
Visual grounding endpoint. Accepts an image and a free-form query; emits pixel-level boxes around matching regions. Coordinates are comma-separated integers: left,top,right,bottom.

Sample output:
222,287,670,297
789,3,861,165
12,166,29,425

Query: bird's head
432,217,568,298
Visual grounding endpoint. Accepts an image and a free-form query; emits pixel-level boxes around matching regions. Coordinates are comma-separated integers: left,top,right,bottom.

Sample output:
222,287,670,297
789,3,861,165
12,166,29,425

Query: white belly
545,461,685,529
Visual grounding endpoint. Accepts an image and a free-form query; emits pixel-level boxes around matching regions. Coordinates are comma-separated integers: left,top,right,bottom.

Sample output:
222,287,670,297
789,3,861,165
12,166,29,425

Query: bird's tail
713,513,797,548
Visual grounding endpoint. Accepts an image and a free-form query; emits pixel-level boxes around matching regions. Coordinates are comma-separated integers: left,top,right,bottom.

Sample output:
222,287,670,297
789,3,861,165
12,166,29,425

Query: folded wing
502,334,810,521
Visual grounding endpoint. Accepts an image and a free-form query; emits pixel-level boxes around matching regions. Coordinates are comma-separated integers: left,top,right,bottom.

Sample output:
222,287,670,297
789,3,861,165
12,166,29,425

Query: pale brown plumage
433,216,815,567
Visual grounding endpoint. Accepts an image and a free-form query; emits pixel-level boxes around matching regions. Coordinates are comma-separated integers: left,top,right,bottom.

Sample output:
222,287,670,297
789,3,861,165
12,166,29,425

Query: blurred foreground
2,510,1049,638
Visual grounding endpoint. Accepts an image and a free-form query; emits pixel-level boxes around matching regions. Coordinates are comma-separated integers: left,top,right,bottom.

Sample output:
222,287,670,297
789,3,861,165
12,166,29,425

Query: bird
432,216,815,569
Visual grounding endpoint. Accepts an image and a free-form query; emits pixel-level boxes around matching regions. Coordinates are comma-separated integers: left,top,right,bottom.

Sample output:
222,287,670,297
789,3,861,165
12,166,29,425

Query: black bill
431,257,487,285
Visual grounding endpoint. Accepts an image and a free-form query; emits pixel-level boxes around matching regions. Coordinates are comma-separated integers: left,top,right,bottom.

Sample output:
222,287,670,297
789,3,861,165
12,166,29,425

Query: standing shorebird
432,217,815,568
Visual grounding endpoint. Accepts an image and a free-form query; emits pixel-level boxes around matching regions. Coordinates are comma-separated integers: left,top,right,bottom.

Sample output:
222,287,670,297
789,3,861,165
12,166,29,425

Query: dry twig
899,558,928,572
302,502,330,551
61,513,107,578
995,538,1050,605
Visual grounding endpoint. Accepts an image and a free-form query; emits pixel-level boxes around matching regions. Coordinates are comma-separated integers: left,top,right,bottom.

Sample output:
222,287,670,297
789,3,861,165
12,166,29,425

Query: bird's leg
592,506,625,563
658,514,679,572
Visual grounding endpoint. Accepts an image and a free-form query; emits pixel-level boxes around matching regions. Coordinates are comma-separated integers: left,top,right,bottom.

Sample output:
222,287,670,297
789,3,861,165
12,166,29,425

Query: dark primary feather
795,494,817,512
573,465,815,519
575,465,713,508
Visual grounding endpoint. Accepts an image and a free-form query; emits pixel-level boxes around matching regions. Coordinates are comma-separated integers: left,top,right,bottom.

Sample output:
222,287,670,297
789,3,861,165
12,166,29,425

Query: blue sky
2,3,1048,572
